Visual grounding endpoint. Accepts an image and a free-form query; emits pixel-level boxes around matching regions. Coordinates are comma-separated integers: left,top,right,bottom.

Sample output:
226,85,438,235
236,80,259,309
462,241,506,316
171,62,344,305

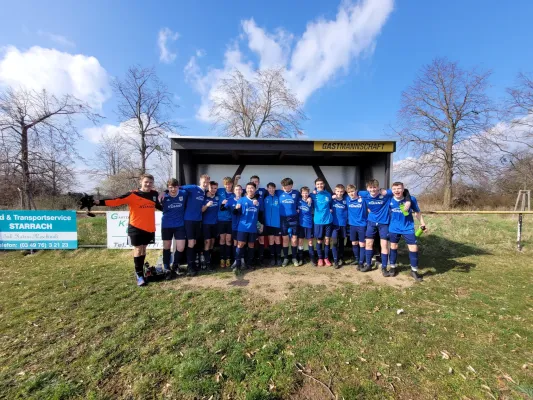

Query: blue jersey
332,198,348,227
347,196,367,227
216,188,234,222
181,185,206,221
263,193,281,228
310,190,333,225
298,199,313,228
359,189,393,224
202,194,219,225
237,196,262,233
161,190,187,228
224,197,240,231
276,189,300,217
389,196,420,234
256,187,267,200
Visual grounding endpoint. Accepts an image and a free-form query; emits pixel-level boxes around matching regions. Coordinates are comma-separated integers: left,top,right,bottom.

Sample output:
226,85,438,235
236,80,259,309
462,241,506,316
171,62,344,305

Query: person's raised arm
154,192,163,211
95,192,133,207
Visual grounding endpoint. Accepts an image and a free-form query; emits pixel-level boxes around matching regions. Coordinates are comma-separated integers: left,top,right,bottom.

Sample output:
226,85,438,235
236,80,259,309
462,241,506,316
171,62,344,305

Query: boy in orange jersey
95,174,162,286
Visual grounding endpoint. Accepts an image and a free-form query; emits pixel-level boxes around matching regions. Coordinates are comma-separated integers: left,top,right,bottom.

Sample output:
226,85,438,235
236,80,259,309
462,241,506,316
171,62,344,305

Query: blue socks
352,244,359,260
331,244,338,261
324,244,330,260
359,246,365,265
390,249,398,265
283,246,289,258
365,249,373,265
409,251,419,270
187,247,196,269
316,243,323,259
381,253,388,269
235,247,242,266
308,244,315,261
163,249,171,267
291,246,298,260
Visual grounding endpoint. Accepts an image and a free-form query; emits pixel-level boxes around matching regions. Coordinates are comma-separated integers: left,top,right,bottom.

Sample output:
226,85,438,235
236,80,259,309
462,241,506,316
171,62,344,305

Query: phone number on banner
0,241,78,250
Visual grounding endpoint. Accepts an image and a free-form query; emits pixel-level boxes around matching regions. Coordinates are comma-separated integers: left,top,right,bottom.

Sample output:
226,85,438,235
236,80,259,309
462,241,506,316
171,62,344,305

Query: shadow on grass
417,234,492,276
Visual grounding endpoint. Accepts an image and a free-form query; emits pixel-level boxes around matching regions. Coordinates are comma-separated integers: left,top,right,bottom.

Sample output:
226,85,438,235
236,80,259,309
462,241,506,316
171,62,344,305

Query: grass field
1,215,532,399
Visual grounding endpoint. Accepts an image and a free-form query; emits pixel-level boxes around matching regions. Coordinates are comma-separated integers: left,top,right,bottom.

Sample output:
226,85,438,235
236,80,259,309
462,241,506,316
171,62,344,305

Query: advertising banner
106,211,163,249
0,210,77,250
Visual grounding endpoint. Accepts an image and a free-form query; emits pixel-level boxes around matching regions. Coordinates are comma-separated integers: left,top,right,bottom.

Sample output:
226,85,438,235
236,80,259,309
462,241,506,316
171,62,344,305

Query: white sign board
106,211,163,249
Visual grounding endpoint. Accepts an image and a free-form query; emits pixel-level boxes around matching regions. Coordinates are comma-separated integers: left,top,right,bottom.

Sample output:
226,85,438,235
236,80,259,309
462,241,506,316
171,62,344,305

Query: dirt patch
166,265,414,302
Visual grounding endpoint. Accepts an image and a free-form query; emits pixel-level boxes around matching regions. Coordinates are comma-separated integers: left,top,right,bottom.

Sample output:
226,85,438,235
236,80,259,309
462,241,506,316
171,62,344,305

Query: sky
1,0,532,187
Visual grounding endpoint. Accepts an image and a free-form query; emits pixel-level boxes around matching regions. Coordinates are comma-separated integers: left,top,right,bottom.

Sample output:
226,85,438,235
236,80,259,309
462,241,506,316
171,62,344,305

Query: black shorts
203,223,218,240
264,225,282,236
218,221,232,235
129,230,155,246
161,226,186,241
185,220,202,240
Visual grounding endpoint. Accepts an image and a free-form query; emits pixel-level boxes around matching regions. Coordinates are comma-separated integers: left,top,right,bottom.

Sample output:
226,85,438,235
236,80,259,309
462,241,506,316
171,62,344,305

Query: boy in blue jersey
250,175,267,264
161,178,188,279
388,182,426,282
297,186,314,266
309,177,333,267
220,184,243,265
264,182,283,266
180,173,210,276
231,182,263,272
358,179,411,277
201,181,220,270
216,175,240,268
331,184,348,268
346,184,367,270
277,177,303,267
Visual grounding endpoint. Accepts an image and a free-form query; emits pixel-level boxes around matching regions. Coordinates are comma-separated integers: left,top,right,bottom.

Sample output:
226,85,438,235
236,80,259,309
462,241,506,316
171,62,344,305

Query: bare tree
0,87,100,209
393,58,495,209
112,66,180,174
210,68,306,138
94,133,136,178
493,72,533,186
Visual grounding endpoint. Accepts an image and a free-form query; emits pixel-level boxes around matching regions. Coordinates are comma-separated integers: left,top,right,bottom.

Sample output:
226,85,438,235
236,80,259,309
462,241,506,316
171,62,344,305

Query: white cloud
158,28,179,63
83,120,142,144
37,30,76,48
0,46,110,109
185,0,394,122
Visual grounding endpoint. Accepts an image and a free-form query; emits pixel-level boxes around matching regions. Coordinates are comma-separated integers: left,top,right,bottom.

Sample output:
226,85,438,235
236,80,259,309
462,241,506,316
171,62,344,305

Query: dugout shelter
170,137,396,192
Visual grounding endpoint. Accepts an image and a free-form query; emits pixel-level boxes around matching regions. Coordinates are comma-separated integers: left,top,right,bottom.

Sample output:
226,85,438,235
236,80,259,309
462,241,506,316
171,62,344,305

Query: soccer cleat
381,268,391,277
338,259,344,267
311,259,317,267
276,258,283,266
226,259,232,268
187,268,198,277
220,259,226,269
356,264,362,271
164,266,172,280
389,267,397,277
270,258,276,266
324,258,332,267
136,274,146,286
298,260,303,266
350,259,359,265
360,263,371,272
411,270,423,282
200,254,207,269
282,258,289,267
317,259,324,267
293,259,299,267
333,260,341,269
230,261,239,270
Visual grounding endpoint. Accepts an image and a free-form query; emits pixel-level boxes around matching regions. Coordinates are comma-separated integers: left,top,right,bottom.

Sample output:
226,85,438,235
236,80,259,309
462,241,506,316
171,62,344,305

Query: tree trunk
20,126,32,210
443,132,455,209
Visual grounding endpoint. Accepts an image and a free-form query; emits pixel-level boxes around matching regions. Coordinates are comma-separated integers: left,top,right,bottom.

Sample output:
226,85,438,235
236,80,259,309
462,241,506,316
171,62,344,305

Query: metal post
517,213,523,252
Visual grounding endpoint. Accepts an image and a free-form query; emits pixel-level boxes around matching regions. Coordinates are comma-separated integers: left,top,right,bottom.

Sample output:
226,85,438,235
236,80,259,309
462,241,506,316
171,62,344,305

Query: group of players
96,172,426,286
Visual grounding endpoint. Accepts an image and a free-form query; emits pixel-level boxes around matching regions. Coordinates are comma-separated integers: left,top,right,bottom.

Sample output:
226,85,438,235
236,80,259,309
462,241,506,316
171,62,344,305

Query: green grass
1,215,532,399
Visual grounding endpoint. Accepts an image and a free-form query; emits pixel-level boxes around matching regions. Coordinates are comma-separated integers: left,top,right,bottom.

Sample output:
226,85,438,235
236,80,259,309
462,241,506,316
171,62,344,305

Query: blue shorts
366,221,389,240
218,221,232,235
349,225,366,243
264,225,282,236
237,231,258,243
161,226,186,241
389,232,417,245
202,223,218,240
185,220,202,240
280,215,298,236
332,225,346,239
314,223,333,239
297,226,313,239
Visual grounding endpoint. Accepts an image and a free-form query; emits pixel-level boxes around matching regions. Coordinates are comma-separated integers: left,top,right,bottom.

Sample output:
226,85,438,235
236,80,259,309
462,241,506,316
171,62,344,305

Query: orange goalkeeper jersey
102,190,162,234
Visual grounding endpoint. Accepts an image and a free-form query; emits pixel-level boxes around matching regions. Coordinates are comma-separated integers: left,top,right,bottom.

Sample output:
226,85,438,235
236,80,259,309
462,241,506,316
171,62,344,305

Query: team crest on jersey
292,194,296,198
379,195,383,199
179,196,183,201
153,196,156,201
215,196,219,200
358,198,362,203
325,197,329,201
343,200,346,204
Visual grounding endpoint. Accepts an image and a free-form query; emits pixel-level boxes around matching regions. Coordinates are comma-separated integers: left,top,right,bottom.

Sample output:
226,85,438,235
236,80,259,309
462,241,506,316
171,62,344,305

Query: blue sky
1,0,532,164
